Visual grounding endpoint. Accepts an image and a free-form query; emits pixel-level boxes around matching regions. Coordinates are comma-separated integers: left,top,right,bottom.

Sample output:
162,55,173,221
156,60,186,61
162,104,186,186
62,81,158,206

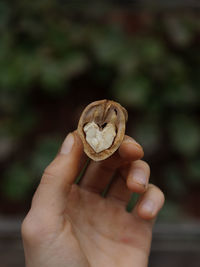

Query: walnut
77,99,128,161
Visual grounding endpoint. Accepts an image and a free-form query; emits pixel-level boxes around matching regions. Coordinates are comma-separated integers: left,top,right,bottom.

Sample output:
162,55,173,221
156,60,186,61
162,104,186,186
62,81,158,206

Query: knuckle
42,162,60,184
148,183,165,203
42,154,65,183
139,160,150,172
42,156,61,178
133,160,150,174
21,213,51,244
43,164,55,177
41,170,55,185
21,214,36,241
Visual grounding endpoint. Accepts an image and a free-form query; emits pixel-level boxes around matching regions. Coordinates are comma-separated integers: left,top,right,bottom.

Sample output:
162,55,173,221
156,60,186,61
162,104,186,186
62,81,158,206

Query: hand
22,131,164,267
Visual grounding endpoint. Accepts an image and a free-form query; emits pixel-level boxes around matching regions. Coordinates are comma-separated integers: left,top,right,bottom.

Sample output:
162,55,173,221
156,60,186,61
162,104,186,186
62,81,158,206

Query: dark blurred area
0,1,200,266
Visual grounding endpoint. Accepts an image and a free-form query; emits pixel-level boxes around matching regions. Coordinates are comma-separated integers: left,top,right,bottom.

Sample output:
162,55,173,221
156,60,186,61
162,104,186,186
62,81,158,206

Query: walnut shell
77,99,128,161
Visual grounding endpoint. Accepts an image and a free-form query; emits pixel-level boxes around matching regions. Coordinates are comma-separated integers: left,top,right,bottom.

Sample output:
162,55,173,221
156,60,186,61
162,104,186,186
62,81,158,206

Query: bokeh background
0,1,200,266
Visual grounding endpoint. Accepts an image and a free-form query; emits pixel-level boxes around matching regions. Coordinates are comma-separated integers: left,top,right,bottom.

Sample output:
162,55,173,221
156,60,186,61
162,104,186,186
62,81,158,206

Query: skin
21,131,165,267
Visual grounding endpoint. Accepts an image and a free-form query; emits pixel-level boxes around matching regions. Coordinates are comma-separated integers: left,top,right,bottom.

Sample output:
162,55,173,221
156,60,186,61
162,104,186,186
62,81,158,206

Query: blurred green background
0,0,200,223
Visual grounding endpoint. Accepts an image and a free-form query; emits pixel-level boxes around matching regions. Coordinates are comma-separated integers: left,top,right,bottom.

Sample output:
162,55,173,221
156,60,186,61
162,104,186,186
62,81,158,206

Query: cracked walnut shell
77,99,128,161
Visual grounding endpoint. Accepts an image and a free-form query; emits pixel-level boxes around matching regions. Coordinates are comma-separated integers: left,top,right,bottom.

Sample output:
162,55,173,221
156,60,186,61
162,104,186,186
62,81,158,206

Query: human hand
22,131,164,267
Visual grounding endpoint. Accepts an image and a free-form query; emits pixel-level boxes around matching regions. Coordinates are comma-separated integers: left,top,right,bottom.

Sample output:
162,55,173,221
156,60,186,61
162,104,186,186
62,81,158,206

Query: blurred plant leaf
0,52,37,89
40,52,89,90
133,37,165,64
158,200,186,222
0,108,37,138
2,162,33,201
163,83,198,107
0,90,23,113
164,17,195,47
187,158,200,183
0,134,16,161
164,164,187,197
165,57,187,79
133,119,161,155
113,76,151,107
0,1,10,30
12,110,37,137
30,135,62,177
169,115,200,157
126,193,139,212
91,26,129,64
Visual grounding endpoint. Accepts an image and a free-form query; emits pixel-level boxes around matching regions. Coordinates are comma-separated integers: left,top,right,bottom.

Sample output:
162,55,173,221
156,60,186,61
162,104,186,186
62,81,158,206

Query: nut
77,99,128,161
83,121,116,153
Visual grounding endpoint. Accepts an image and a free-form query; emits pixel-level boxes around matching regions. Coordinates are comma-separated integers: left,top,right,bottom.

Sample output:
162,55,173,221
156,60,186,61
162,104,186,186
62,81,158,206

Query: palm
22,134,164,267
62,184,152,267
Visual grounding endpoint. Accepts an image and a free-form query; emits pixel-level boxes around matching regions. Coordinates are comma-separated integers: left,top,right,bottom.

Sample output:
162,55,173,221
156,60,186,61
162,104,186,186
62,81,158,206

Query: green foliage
0,1,200,220
157,200,187,222
188,158,200,183
134,119,161,154
163,164,187,198
169,115,200,157
1,162,33,201
126,193,139,212
114,76,151,107
31,135,62,177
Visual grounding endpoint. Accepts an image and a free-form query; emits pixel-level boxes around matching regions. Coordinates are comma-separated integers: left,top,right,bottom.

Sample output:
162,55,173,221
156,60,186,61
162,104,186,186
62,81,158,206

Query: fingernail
60,133,74,155
141,200,155,215
133,168,146,186
123,136,141,149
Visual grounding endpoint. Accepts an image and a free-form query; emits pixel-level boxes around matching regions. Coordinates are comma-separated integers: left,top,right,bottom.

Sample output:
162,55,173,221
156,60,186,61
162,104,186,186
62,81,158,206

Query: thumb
31,131,84,213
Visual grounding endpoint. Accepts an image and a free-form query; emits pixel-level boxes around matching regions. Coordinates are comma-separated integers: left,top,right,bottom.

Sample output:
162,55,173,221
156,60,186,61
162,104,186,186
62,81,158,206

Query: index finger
79,135,144,193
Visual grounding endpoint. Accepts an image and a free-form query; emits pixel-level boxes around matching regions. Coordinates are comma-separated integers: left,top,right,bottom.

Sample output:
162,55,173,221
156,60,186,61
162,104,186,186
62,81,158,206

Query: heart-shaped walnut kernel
77,99,128,161
84,122,116,153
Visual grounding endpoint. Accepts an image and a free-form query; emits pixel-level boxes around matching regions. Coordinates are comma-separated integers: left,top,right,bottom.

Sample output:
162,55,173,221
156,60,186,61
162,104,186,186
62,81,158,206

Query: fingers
105,160,164,223
31,131,85,212
133,184,165,221
80,136,144,193
126,160,150,193
106,174,132,203
106,160,150,203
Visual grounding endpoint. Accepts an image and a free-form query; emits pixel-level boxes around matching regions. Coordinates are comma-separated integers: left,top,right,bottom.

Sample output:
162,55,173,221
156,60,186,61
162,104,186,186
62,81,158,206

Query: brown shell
77,99,128,161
